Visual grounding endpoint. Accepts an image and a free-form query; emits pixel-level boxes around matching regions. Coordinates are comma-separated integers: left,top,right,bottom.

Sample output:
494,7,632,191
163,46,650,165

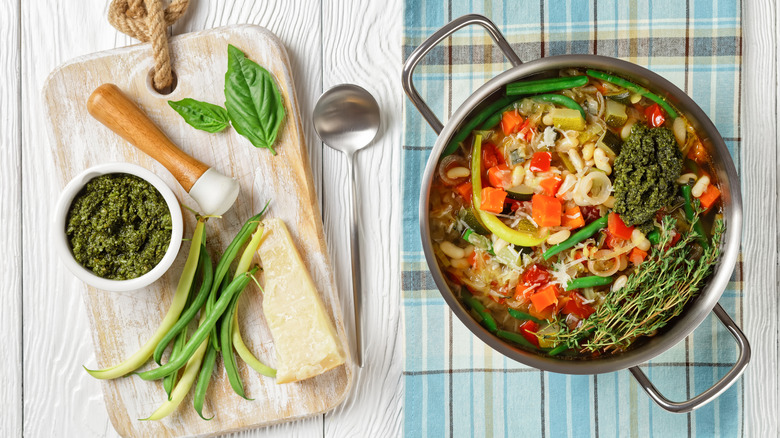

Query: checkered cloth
401,1,743,437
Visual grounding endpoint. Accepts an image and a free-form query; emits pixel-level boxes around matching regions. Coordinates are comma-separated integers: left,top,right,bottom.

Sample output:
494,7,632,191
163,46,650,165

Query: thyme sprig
544,210,724,353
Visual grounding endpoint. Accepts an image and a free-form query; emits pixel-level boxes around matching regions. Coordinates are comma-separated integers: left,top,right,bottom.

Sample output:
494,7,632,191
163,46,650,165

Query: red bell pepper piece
645,103,666,127
522,264,550,286
518,320,540,347
529,151,552,172
562,292,595,319
607,213,634,240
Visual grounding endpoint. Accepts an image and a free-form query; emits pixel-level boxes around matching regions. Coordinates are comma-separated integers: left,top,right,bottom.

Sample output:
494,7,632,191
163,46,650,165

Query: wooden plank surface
0,0,22,436
7,0,773,437
743,0,779,437
43,24,352,437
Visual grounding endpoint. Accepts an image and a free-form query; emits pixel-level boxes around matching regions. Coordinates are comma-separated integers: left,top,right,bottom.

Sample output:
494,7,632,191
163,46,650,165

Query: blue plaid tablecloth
401,1,743,437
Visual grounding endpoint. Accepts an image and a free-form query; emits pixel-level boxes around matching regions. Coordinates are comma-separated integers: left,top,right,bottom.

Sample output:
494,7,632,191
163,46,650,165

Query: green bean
680,185,709,249
461,291,497,333
585,69,678,118
193,342,217,420
154,244,213,365
137,268,258,381
543,215,609,260
496,329,537,349
162,316,188,399
533,93,586,119
207,212,264,350
221,291,251,399
547,343,570,356
566,275,614,291
507,308,543,324
442,96,514,157
209,275,230,351
140,318,209,421
163,247,205,396
548,327,595,356
506,75,588,96
86,219,206,380
231,225,277,377
647,228,661,245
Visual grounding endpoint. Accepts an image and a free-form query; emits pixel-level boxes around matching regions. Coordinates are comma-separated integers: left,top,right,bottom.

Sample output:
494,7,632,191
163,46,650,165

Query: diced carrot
480,187,507,213
501,110,524,136
562,205,585,229
608,213,634,240
529,151,552,172
454,182,472,204
540,175,563,197
487,164,512,188
530,283,560,313
698,184,721,210
629,247,648,266
531,194,562,227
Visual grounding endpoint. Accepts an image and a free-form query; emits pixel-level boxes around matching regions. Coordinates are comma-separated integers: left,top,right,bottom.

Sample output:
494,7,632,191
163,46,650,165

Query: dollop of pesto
66,173,173,280
612,124,682,231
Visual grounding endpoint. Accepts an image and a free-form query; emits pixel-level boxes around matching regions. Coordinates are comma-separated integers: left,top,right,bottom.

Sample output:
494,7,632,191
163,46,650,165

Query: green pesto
66,173,172,280
612,124,682,232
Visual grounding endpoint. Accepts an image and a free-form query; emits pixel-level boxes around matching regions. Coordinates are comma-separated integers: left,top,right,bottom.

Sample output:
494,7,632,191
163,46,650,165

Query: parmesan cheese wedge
258,218,346,383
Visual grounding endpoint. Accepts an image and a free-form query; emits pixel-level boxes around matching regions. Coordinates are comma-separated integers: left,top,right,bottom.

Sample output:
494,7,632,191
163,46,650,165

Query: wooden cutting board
43,25,353,437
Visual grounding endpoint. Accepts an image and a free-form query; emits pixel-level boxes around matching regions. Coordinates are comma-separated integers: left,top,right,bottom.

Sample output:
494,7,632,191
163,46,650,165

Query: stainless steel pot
402,14,750,413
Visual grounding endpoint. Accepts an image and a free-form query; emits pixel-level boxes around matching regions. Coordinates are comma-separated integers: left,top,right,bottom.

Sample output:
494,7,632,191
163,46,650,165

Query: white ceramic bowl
53,163,183,291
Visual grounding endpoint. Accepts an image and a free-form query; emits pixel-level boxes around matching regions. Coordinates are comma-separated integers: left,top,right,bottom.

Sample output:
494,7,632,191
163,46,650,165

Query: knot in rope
108,0,190,91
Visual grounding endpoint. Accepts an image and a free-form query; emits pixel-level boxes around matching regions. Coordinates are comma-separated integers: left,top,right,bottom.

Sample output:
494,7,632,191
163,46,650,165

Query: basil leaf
224,44,285,155
168,98,230,133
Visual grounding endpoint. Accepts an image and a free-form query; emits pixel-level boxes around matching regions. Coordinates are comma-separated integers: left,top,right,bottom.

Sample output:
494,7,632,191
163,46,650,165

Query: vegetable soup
430,68,724,358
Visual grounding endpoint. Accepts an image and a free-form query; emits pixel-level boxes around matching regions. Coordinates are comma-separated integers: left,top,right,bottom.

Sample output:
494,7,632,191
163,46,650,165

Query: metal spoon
313,84,380,368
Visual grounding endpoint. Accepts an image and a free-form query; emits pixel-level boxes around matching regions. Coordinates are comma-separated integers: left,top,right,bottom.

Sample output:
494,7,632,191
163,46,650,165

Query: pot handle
629,304,751,413
401,14,522,134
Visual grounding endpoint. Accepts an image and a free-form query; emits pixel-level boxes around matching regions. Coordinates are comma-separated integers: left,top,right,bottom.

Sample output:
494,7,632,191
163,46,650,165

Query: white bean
673,117,687,146
593,147,611,174
691,175,711,198
542,114,553,125
621,120,636,140
446,166,470,179
631,229,651,251
677,173,697,184
439,241,465,259
556,174,578,197
568,149,585,172
612,275,628,291
511,166,525,186
450,258,471,270
630,93,642,104
546,230,571,245
581,142,596,161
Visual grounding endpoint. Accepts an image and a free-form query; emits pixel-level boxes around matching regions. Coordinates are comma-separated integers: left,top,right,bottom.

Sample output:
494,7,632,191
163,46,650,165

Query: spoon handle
347,153,363,367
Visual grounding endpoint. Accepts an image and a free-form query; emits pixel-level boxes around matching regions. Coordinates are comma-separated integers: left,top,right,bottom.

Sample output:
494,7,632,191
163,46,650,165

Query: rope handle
108,0,190,91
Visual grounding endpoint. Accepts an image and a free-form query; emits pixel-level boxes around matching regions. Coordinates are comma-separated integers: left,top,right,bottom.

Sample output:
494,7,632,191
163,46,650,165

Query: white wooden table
1,1,776,437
